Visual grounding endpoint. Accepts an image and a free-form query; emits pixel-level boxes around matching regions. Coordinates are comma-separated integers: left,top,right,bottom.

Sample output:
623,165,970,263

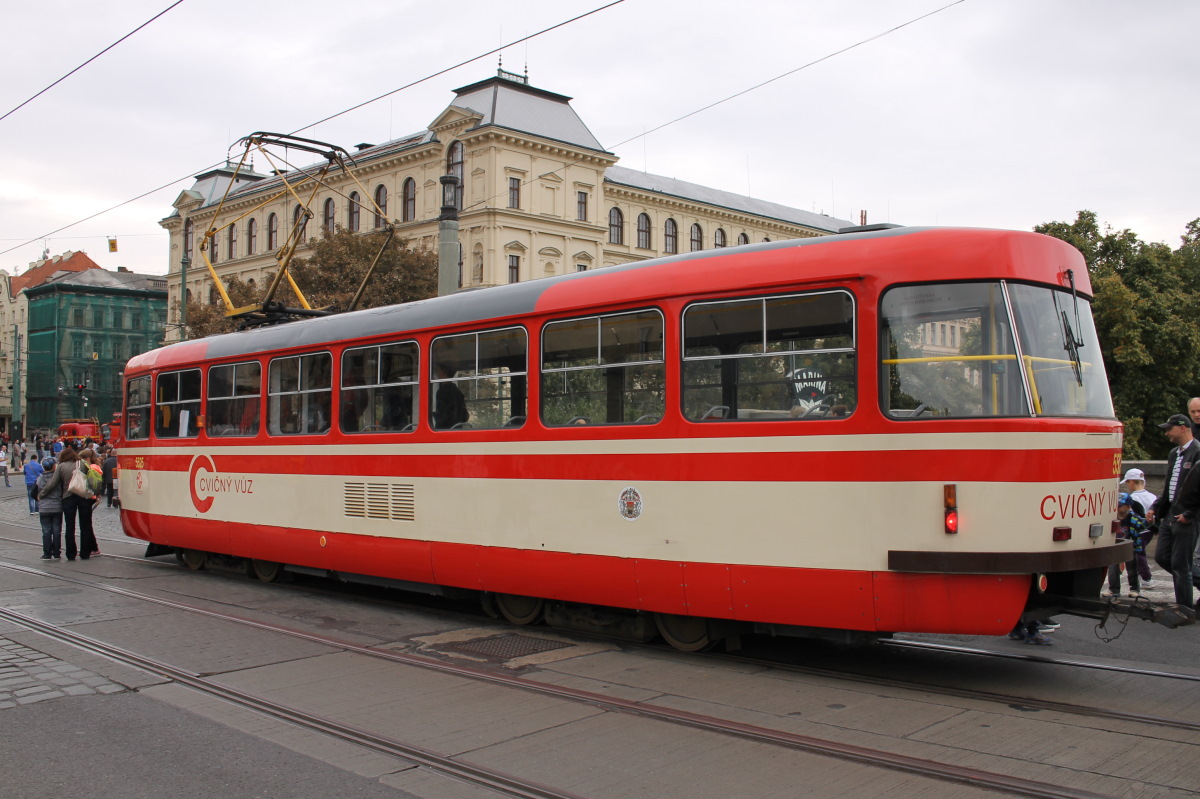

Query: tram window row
124,288,859,441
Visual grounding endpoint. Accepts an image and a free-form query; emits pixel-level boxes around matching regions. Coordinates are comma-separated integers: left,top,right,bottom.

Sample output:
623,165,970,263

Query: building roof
11,250,101,297
31,267,167,295
604,166,853,234
451,74,607,153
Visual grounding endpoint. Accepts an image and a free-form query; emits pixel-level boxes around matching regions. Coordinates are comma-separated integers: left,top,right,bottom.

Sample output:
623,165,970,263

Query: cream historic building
161,71,851,332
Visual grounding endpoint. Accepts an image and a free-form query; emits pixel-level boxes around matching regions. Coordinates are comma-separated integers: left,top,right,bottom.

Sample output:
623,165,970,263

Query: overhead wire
0,0,626,259
0,0,188,124
3,0,966,260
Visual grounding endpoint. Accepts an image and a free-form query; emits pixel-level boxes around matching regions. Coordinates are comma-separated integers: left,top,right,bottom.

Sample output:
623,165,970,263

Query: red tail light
1052,526,1072,541
944,509,959,534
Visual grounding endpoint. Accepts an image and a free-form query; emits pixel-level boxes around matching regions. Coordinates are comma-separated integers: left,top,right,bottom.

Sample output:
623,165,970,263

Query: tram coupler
1049,595,1196,629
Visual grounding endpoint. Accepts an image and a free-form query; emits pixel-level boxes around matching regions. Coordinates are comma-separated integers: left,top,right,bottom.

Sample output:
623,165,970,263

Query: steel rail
0,559,1138,799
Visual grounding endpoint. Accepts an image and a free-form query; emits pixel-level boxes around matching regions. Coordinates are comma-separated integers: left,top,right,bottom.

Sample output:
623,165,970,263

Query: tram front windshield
880,282,1114,419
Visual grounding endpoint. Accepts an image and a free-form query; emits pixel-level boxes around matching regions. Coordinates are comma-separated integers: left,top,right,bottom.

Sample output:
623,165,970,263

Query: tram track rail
0,557,1192,799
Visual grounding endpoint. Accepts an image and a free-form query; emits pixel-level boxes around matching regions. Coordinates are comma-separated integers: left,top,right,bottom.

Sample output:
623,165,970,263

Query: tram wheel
250,559,283,583
495,594,545,626
655,612,716,652
177,549,207,571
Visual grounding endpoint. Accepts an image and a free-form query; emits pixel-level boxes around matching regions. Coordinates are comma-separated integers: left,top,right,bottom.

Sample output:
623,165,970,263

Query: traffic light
75,383,86,395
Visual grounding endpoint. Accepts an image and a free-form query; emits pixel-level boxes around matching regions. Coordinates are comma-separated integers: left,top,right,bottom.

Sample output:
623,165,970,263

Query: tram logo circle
189,454,217,514
618,486,643,521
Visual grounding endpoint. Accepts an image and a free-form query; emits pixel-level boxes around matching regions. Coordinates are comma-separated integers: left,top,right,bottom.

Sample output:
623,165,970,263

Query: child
1106,492,1150,597
1121,468,1157,585
35,458,62,559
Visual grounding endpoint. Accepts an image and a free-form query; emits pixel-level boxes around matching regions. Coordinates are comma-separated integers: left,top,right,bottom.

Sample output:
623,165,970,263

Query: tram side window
207,361,261,437
430,327,527,430
125,376,151,440
341,341,419,433
880,282,1028,418
155,369,201,438
268,352,332,435
541,310,665,426
682,291,856,421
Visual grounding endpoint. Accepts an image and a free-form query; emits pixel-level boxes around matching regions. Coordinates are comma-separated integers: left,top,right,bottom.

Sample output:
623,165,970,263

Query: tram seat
504,416,526,427
634,414,660,424
450,422,474,430
700,405,730,420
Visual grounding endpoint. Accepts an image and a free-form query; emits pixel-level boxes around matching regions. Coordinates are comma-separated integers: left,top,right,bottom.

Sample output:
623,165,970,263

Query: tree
1036,212,1200,458
181,227,440,339
284,227,439,311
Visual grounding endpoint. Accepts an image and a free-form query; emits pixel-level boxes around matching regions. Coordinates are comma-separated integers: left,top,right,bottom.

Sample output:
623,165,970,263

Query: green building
25,269,167,431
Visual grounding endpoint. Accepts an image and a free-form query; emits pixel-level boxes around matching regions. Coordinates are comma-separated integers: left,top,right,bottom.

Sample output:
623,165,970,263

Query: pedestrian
0,443,10,487
1148,414,1200,609
1106,493,1150,598
1008,618,1053,645
41,449,90,561
102,448,118,508
35,457,62,560
1188,397,1200,437
71,450,102,559
14,438,24,469
33,433,43,463
51,438,63,457
1122,468,1158,585
23,457,44,515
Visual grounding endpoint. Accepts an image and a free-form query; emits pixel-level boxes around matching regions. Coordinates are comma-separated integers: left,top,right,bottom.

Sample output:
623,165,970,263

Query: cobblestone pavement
0,637,126,709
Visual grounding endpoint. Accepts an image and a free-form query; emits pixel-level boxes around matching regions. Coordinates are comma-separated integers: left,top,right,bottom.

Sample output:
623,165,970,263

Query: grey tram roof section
189,227,922,364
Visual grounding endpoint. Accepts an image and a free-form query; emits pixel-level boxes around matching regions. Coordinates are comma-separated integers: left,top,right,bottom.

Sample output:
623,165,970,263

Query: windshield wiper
1053,269,1085,386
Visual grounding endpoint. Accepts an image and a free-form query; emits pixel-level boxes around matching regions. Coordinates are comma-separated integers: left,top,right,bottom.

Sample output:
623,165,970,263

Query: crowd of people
18,436,118,562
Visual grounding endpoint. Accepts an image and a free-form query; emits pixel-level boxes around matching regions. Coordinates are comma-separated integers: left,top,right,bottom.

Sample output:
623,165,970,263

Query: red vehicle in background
57,418,108,443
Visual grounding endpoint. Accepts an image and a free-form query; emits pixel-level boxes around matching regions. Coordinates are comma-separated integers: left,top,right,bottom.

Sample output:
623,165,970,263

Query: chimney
117,266,129,272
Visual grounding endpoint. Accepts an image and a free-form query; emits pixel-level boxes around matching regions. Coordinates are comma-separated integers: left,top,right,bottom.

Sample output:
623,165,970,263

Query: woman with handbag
51,448,95,561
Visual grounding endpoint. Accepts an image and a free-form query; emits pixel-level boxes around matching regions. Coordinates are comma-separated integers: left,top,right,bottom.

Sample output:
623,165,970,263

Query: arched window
608,207,624,245
374,185,388,228
323,198,336,234
183,219,194,259
247,218,258,255
762,237,771,243
714,228,727,248
267,213,278,250
247,278,257,291
293,205,308,242
636,213,651,249
209,285,219,306
209,231,219,262
348,192,360,232
690,223,703,252
664,219,678,254
227,223,238,259
402,178,416,222
737,232,749,246
446,142,464,209
186,289,193,303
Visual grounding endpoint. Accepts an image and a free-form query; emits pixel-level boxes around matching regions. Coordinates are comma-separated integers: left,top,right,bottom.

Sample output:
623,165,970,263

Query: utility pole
179,215,190,341
11,326,21,440
438,175,461,297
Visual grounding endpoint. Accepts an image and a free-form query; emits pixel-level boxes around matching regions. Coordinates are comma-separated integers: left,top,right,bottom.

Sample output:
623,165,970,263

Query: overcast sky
2,0,1197,276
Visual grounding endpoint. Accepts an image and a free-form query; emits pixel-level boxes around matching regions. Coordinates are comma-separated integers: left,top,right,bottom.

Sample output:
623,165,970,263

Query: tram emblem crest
618,487,643,521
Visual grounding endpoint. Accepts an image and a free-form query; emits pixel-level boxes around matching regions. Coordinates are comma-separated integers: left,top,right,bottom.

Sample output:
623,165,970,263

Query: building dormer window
637,213,651,249
348,192,360,232
608,207,624,245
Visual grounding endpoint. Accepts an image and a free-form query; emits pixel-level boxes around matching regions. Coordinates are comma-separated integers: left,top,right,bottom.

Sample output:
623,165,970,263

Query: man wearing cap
1121,468,1157,585
1148,414,1200,608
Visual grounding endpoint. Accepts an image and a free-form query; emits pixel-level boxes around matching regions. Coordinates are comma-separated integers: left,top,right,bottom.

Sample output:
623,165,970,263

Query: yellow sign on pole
107,237,118,253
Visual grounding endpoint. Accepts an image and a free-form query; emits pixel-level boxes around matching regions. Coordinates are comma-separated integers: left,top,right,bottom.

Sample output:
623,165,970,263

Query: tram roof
128,227,1088,372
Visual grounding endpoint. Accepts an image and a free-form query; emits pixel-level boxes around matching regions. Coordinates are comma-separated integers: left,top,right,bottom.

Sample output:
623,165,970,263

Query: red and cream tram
119,226,1132,649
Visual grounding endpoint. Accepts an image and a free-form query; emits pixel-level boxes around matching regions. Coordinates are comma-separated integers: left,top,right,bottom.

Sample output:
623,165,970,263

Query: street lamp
437,175,461,297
